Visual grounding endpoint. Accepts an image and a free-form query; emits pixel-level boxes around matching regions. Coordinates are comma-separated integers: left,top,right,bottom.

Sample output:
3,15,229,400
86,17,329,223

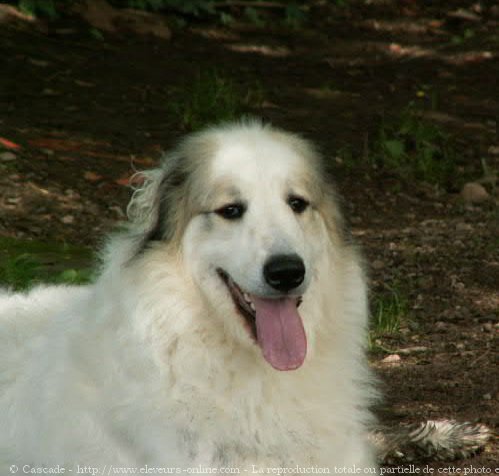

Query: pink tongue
253,297,307,371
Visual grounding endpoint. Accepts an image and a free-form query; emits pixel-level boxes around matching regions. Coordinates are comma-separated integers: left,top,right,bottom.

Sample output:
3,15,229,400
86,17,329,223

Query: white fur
0,122,377,473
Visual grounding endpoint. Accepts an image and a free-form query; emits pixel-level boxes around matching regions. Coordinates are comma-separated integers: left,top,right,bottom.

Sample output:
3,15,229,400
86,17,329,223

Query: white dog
0,121,488,473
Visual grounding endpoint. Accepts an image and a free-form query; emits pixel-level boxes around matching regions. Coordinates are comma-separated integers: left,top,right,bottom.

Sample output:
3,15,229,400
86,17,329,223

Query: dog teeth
242,293,255,312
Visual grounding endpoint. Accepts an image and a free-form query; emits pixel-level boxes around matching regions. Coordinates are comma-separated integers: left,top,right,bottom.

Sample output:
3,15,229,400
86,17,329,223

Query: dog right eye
215,203,246,220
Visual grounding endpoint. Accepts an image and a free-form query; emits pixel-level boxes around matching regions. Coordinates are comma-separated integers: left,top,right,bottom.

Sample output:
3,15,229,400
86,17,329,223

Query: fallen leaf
84,171,103,182
115,176,132,186
0,137,22,149
61,215,75,224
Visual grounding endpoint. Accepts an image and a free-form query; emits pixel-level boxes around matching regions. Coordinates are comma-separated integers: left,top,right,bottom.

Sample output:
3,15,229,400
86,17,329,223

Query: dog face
130,122,339,371
181,127,332,371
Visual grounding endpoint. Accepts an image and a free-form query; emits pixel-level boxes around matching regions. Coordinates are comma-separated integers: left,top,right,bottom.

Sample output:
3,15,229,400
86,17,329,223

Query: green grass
372,106,457,186
451,28,475,45
0,237,94,291
169,69,264,131
368,284,409,352
338,103,458,187
371,290,406,335
18,0,57,18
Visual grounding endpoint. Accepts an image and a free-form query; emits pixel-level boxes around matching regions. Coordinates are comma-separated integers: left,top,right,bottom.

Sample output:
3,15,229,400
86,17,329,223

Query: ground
0,0,497,470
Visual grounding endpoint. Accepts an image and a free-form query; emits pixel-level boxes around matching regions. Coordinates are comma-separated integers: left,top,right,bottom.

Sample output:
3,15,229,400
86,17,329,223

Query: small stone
61,215,75,224
461,182,490,204
0,151,16,161
483,323,493,332
483,393,492,400
456,222,472,232
84,171,102,182
456,342,465,350
452,281,465,291
372,259,384,270
435,321,447,331
381,354,401,364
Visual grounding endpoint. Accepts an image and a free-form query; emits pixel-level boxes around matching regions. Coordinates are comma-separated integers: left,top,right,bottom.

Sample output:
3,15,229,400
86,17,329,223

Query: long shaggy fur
0,120,490,472
373,420,491,465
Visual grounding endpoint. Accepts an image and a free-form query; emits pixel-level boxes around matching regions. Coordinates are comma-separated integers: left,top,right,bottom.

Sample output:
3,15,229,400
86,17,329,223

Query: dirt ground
0,0,497,470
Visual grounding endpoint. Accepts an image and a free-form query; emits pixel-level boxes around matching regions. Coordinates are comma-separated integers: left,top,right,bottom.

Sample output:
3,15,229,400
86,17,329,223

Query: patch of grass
372,106,457,186
451,28,475,45
0,254,42,291
244,6,265,27
89,27,105,41
337,103,457,187
18,0,57,18
53,268,94,285
169,69,264,131
284,4,307,28
0,237,94,291
368,284,408,352
0,254,93,290
371,289,406,335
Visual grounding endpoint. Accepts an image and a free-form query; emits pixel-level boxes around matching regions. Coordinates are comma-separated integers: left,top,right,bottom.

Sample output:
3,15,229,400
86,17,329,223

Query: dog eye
288,196,309,214
215,203,246,220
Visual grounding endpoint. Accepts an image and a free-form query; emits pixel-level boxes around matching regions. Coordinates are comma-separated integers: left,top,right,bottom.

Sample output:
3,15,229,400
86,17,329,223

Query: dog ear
127,156,187,246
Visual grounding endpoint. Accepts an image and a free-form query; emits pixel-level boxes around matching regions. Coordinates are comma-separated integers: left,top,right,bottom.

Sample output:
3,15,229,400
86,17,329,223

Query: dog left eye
288,196,309,214
215,203,246,220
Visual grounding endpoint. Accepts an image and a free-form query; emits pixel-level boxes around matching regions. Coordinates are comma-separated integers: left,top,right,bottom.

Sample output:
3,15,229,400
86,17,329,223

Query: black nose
263,254,305,292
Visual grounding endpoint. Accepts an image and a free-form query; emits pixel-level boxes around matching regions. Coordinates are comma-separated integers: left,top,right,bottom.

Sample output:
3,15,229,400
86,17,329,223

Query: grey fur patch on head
125,160,187,254
126,130,219,254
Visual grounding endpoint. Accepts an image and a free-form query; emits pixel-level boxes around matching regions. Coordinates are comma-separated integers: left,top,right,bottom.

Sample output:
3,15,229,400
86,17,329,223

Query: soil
0,0,497,470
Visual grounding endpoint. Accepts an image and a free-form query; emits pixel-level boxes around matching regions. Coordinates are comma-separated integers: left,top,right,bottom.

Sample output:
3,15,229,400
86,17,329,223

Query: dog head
127,121,347,371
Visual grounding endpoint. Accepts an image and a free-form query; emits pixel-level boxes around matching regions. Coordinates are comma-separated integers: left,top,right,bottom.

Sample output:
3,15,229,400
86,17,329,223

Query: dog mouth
217,269,258,339
217,268,306,371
